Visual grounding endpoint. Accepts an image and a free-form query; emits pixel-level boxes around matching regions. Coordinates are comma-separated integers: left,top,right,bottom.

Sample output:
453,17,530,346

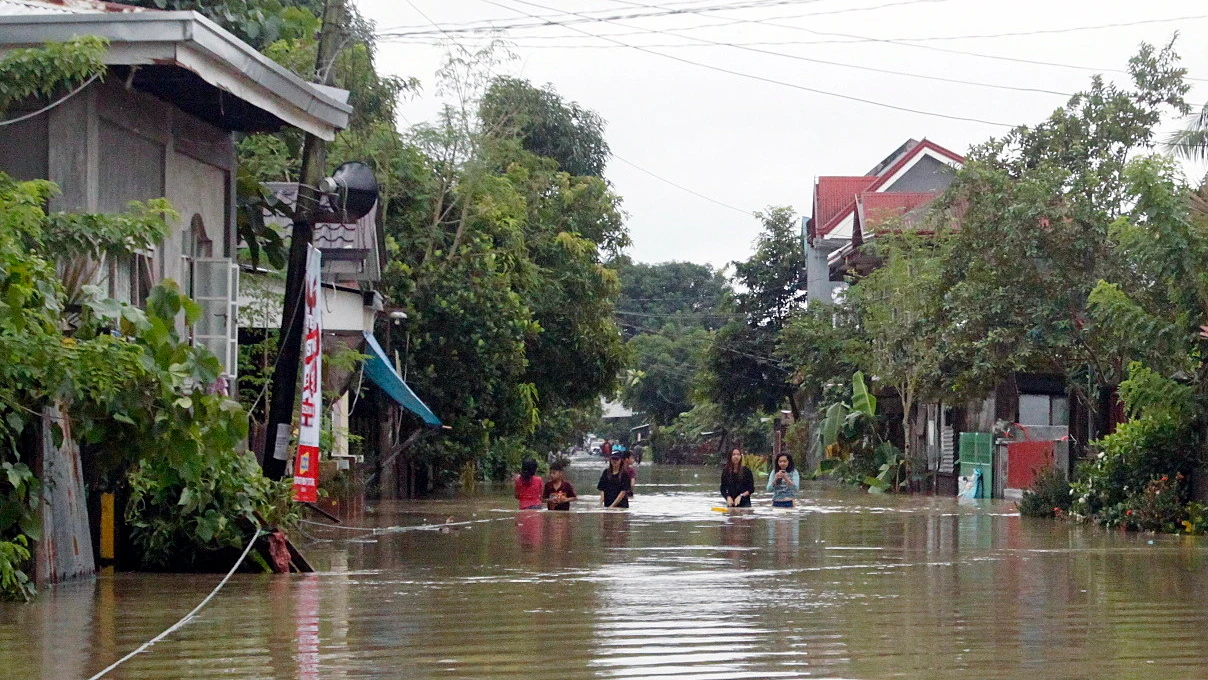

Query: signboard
292,246,322,503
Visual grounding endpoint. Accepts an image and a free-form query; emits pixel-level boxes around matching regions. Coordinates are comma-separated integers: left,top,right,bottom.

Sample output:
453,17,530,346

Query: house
804,138,963,304
245,183,443,500
0,1,351,382
803,139,1073,497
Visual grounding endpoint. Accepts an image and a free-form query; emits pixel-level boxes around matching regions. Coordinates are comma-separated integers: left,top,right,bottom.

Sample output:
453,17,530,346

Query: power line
377,0,824,37
577,0,1072,97
482,0,1017,127
612,153,757,217
381,4,1208,84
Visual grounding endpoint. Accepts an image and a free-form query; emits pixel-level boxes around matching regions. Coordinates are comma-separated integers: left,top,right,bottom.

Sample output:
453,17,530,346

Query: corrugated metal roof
0,0,145,14
814,176,876,237
856,191,941,232
0,11,349,137
263,182,382,284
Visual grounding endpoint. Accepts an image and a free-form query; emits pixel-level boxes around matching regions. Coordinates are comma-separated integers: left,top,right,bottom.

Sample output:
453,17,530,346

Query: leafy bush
1019,467,1072,518
0,536,34,601
1070,415,1194,522
126,448,296,569
1123,475,1186,532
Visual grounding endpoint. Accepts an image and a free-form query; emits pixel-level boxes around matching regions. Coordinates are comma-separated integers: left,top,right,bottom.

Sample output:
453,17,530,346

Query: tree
845,233,947,459
704,207,806,422
1167,102,1208,161
612,259,729,337
622,326,711,425
776,303,863,409
479,76,610,178
934,41,1190,417
373,52,630,482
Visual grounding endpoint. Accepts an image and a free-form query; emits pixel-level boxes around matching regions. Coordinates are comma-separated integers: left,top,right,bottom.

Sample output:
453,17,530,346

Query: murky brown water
5,461,1208,679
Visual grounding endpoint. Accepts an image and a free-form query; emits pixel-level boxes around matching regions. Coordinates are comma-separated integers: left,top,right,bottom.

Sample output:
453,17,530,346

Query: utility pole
261,0,345,480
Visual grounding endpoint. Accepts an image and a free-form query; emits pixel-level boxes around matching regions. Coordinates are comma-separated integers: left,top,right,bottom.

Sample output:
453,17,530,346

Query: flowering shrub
1019,467,1072,518
1123,475,1186,532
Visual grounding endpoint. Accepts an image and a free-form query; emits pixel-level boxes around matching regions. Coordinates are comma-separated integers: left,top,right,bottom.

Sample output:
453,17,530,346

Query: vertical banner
292,245,323,503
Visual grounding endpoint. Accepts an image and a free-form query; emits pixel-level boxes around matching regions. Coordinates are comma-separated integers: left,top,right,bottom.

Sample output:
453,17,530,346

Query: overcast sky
355,0,1208,269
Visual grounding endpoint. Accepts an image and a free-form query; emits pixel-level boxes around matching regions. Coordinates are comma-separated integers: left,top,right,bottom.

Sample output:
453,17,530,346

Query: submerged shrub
1019,467,1072,518
1124,475,1187,532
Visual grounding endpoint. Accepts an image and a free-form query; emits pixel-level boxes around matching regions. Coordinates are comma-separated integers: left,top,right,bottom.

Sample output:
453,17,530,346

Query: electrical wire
381,4,1208,84
376,0,829,37
578,0,1073,96
484,0,1016,126
0,74,99,127
611,153,756,216
86,528,265,680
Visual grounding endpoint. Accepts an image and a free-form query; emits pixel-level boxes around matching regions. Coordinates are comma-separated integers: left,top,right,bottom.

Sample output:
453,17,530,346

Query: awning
361,331,442,427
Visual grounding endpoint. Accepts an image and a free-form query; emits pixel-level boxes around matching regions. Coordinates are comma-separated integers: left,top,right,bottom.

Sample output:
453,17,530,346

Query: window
1019,394,1069,427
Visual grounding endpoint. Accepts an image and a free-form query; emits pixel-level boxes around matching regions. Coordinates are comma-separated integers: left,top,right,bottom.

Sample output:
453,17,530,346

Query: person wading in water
514,458,543,510
720,447,755,508
598,452,630,509
766,452,799,508
542,460,577,510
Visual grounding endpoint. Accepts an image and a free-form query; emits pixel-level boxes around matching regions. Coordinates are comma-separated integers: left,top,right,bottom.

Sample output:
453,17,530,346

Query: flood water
5,461,1208,679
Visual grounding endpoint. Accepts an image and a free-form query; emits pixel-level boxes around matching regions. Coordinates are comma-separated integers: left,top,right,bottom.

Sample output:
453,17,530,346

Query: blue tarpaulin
361,331,442,427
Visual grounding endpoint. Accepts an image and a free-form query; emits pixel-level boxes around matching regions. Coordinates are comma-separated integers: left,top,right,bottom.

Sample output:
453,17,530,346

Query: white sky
355,0,1208,269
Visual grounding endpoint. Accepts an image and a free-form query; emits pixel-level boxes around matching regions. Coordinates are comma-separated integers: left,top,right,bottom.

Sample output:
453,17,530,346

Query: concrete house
0,0,351,584
0,0,352,381
803,139,1073,498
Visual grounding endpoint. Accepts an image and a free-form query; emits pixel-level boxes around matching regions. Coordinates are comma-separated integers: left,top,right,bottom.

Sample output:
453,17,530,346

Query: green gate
958,432,993,499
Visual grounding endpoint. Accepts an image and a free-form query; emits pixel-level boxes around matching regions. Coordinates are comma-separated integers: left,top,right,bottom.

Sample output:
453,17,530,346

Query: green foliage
0,37,107,113
776,304,863,405
0,535,33,601
622,326,711,425
1071,416,1194,525
1018,467,1073,518
702,207,805,426
1122,474,1186,532
846,233,946,457
121,0,322,48
933,42,1189,397
126,448,295,569
480,76,611,178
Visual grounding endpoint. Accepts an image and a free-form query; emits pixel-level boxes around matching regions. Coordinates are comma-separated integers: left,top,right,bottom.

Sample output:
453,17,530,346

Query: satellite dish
321,161,378,222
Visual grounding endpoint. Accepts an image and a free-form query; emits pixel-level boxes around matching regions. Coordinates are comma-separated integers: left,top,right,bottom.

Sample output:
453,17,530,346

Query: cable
696,7,1208,84
376,0,828,37
298,516,508,533
382,4,1208,84
481,0,1016,127
0,74,99,127
86,528,265,680
611,153,756,216
586,0,1072,96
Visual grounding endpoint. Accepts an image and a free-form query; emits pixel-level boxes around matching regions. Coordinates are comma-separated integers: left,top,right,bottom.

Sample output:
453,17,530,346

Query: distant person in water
514,458,543,510
720,447,755,508
542,460,577,510
766,452,799,508
598,452,630,508
622,449,637,496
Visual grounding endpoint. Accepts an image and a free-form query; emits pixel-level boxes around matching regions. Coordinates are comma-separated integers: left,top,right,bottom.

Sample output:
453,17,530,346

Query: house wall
806,238,845,303
1,79,239,374
884,155,956,193
0,114,47,181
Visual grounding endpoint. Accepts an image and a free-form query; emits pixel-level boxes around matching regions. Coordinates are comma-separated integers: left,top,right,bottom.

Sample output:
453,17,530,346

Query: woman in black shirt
720,447,755,507
598,453,631,508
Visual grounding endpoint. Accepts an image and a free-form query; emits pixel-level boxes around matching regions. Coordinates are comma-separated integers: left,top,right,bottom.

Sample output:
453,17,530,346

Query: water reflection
7,463,1208,678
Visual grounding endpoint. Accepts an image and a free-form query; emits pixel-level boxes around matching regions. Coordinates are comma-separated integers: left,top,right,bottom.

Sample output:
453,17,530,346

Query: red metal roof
814,176,876,238
813,139,964,239
857,191,940,230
